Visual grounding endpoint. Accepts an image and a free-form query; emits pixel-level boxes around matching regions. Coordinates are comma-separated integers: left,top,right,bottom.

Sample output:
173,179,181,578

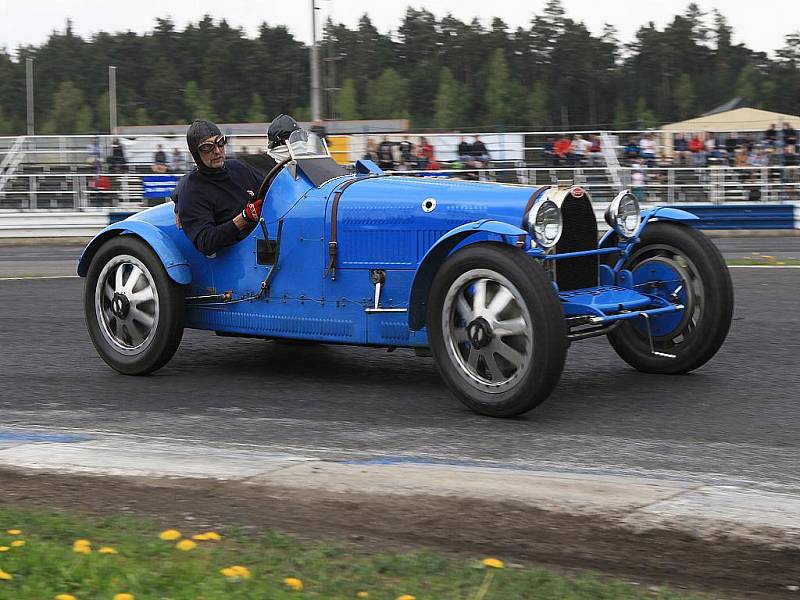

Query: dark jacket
176,159,264,256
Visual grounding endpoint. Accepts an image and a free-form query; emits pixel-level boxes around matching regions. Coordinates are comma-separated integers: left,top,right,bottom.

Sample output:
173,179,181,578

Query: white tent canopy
661,107,800,134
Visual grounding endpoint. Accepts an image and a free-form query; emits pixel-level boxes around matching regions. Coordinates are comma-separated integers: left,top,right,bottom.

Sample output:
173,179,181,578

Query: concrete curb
1,436,798,547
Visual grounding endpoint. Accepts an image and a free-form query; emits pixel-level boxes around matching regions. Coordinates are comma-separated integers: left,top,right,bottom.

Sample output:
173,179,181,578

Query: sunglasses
197,136,228,154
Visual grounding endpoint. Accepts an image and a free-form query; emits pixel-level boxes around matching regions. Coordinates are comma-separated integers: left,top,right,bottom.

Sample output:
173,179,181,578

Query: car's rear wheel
607,222,733,374
85,236,184,374
427,243,567,417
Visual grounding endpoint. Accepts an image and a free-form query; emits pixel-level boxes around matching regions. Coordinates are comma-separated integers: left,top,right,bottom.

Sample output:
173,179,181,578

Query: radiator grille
555,195,598,291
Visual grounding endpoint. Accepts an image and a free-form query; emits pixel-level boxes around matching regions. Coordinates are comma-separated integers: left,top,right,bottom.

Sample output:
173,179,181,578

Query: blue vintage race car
79,130,733,417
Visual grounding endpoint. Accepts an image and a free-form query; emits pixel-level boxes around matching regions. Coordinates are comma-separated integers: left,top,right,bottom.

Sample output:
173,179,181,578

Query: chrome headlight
605,190,641,238
527,199,563,248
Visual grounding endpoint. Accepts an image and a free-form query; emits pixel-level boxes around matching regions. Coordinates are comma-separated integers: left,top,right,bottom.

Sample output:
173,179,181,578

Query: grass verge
726,255,800,266
0,507,705,600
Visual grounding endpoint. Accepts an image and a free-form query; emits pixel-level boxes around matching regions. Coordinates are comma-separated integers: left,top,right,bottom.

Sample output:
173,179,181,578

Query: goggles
197,136,227,154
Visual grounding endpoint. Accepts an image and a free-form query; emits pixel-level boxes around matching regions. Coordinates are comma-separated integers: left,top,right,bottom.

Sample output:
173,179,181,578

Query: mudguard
77,220,192,284
642,206,699,226
408,220,528,331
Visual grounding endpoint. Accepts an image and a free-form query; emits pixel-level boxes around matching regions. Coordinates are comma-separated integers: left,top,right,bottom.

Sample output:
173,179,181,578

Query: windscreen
287,129,330,160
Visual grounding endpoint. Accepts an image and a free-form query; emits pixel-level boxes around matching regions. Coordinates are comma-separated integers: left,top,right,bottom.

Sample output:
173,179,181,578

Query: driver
176,119,265,256
175,115,302,256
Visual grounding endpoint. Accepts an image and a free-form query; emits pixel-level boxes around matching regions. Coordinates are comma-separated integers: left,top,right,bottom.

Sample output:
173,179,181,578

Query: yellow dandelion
73,545,91,555
231,566,251,579
192,533,210,541
0,547,8,552
159,529,182,541
357,592,370,598
10,540,25,548
283,577,304,591
55,595,77,600
98,547,118,554
6,529,21,535
204,531,222,541
73,539,91,546
482,558,504,569
395,595,416,600
0,570,12,581
175,539,196,551
113,594,134,600
220,567,239,578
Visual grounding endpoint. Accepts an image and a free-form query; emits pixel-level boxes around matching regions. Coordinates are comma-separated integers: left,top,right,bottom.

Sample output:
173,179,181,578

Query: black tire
84,236,184,375
607,222,733,374
427,243,567,417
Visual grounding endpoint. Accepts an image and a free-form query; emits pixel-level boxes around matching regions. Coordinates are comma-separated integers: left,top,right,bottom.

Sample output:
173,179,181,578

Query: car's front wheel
427,243,567,417
85,236,184,374
607,222,733,374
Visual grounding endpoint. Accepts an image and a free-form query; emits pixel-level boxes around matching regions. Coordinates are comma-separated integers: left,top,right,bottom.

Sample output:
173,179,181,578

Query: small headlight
605,190,641,238
527,199,563,248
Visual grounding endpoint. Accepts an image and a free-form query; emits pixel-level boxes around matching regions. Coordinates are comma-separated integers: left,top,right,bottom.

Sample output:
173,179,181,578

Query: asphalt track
1,239,799,495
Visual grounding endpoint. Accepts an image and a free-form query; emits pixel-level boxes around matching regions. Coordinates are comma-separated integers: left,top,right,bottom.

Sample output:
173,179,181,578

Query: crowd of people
362,135,493,173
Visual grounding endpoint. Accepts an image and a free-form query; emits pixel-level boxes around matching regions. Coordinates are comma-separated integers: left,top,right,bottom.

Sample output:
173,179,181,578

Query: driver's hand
242,198,264,223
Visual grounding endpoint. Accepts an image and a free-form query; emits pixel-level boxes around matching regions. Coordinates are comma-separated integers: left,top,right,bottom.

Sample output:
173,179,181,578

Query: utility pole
108,66,118,134
310,0,322,121
25,58,34,135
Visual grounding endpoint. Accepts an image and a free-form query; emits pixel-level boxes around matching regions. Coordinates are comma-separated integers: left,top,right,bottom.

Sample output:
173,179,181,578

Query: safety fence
1,165,799,211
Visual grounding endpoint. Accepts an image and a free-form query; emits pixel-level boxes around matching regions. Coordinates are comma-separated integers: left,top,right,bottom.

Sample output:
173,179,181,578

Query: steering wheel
255,157,292,201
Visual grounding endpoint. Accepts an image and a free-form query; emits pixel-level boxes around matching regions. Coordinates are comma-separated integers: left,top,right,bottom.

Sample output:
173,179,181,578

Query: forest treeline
0,0,799,134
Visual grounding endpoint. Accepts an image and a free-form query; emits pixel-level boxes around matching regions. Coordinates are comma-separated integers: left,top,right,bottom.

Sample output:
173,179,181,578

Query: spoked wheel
85,236,184,374
427,244,567,417
607,222,733,374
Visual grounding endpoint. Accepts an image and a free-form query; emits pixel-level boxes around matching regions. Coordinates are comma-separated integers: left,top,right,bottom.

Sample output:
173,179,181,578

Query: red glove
242,198,264,223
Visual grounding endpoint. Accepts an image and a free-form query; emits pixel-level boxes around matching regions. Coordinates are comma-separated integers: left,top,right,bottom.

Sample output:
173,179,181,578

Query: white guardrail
1,165,799,238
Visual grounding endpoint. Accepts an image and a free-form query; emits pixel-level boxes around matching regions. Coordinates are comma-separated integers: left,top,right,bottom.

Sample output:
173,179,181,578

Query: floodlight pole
310,0,322,121
25,58,34,135
108,65,118,134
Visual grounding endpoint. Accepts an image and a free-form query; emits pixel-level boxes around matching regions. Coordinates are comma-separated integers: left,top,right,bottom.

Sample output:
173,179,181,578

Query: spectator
783,122,798,148
764,124,777,147
417,137,439,171
639,132,656,167
554,134,571,165
569,134,591,165
457,136,472,162
623,136,640,165
588,134,602,165
170,148,186,173
363,138,378,162
542,136,556,166
631,159,646,201
107,138,127,173
688,134,705,165
704,132,720,163
377,136,394,171
399,135,415,167
152,144,168,174
87,136,102,172
724,133,739,166
471,135,491,166
674,133,690,165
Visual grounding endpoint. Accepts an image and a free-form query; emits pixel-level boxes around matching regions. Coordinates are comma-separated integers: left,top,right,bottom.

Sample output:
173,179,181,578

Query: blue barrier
143,175,179,199
675,204,796,230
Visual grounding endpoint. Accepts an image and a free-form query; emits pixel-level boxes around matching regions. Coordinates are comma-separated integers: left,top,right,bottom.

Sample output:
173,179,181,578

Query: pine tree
0,104,14,134
184,81,217,122
337,78,360,120
133,107,152,126
247,93,267,123
433,67,466,129
484,48,511,124
674,73,695,120
42,81,94,134
525,82,548,127
365,68,408,118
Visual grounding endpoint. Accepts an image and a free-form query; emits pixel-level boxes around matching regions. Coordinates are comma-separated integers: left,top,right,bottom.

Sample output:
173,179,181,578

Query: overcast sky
1,0,798,57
